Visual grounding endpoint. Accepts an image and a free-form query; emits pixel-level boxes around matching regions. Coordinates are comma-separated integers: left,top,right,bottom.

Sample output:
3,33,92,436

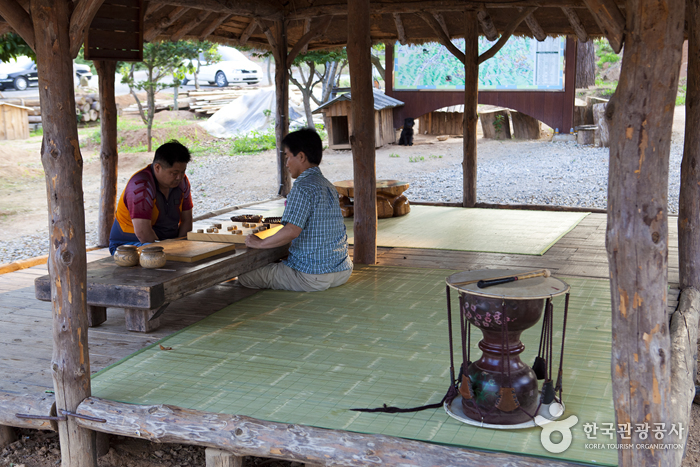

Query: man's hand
133,218,159,243
244,223,301,249
179,209,193,237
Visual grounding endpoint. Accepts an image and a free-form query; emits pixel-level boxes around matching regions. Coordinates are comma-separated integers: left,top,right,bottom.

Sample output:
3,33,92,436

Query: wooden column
31,1,96,466
347,0,377,265
680,1,700,290
273,20,291,196
94,60,118,248
0,425,16,448
463,11,479,207
605,0,684,465
205,448,243,467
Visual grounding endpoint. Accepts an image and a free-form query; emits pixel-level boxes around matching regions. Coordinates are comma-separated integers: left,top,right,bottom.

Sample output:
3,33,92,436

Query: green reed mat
92,266,616,466
344,205,588,255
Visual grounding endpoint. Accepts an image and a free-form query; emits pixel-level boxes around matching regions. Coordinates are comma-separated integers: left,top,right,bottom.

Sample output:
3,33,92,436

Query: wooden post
273,20,291,196
605,0,684,465
26,1,97,466
463,10,478,207
94,60,118,248
680,1,700,290
205,448,243,467
0,425,17,448
347,0,377,265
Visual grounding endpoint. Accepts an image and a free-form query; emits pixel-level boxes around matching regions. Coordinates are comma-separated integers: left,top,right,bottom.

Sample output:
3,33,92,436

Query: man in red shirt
109,140,193,254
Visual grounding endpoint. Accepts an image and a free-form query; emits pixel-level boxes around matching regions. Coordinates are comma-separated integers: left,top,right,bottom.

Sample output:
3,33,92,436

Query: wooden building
417,105,464,136
0,102,30,140
313,89,403,149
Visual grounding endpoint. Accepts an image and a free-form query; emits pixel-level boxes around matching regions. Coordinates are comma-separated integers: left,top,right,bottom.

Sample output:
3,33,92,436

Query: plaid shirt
281,166,353,274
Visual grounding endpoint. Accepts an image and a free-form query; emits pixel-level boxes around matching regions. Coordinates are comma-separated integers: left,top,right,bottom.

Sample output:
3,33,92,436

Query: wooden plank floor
0,210,681,398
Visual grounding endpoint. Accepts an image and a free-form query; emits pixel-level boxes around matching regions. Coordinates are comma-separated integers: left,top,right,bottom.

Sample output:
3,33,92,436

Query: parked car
184,46,262,87
0,57,93,91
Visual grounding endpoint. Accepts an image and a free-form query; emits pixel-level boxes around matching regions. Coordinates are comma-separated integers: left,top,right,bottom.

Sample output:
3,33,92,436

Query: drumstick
477,269,551,289
451,269,550,288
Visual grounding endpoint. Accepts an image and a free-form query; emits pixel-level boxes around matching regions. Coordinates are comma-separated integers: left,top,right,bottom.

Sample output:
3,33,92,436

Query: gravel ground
0,128,686,266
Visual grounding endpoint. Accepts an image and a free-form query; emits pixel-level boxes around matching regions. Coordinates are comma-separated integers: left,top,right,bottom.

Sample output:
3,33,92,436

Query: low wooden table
34,244,288,333
334,179,410,218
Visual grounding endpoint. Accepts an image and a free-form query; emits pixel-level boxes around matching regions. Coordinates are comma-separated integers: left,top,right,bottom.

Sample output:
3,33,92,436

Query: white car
184,46,262,87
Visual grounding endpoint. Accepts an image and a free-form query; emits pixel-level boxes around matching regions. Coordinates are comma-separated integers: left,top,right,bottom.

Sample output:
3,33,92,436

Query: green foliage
290,49,347,67
429,154,442,159
0,33,35,62
30,127,43,138
493,114,506,132
409,156,425,163
676,84,687,106
389,153,400,158
231,130,277,155
594,38,620,68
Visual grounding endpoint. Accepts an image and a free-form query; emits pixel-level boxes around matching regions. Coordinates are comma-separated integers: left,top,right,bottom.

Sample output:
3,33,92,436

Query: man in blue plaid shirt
238,128,353,292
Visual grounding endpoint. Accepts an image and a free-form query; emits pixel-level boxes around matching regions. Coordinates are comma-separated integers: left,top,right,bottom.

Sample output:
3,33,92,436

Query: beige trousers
237,262,353,292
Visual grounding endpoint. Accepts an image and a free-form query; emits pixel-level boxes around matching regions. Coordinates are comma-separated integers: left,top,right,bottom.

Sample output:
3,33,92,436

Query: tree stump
479,109,511,140
576,125,597,145
510,111,540,139
592,103,610,147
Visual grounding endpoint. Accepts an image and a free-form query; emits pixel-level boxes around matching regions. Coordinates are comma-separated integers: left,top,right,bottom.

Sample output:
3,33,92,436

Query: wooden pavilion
0,1,696,466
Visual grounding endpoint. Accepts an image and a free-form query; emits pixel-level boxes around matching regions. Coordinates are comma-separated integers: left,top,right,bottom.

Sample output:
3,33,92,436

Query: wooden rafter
198,13,230,41
0,0,34,50
478,7,536,64
69,0,105,58
170,9,210,41
144,6,188,42
287,16,332,67
258,19,279,61
150,0,279,19
144,0,162,17
583,0,625,52
419,12,464,63
392,13,407,45
521,8,546,41
433,13,449,38
239,19,258,46
561,7,588,43
300,18,311,54
477,9,498,42
0,22,12,36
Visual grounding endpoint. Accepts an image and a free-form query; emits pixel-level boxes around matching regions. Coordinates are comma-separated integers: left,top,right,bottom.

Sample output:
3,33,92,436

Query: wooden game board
187,221,283,244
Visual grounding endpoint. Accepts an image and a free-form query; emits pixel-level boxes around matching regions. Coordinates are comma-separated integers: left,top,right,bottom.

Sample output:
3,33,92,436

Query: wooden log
87,305,107,327
605,0,684,465
95,60,118,248
582,0,626,53
28,115,42,123
0,425,17,448
205,448,243,467
669,288,700,466
479,110,511,140
476,9,498,41
348,0,377,264
29,2,96,466
75,397,587,467
463,10,478,208
392,13,407,45
91,100,100,111
81,102,92,114
510,111,540,139
0,391,56,431
88,109,99,121
576,127,596,145
592,103,609,147
680,1,700,290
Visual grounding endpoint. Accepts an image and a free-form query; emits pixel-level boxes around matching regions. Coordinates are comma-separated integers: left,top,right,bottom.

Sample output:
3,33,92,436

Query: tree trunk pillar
347,0,377,265
95,60,118,248
680,1,700,290
274,20,291,196
463,11,479,207
605,1,685,465
30,1,96,466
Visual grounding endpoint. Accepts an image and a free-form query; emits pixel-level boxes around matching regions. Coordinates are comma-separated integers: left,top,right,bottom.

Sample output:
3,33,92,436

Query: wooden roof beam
478,7,536,64
0,22,12,35
477,9,498,42
144,6,188,42
239,18,258,46
151,0,279,20
419,11,464,63
561,6,589,43
583,0,625,52
198,13,231,41
144,1,162,17
170,9,211,41
392,13,407,45
300,18,311,53
287,16,332,67
69,0,105,58
521,8,546,41
258,19,280,62
0,0,34,50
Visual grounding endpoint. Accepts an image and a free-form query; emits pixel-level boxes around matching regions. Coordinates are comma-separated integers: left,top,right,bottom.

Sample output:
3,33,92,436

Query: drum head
446,268,570,299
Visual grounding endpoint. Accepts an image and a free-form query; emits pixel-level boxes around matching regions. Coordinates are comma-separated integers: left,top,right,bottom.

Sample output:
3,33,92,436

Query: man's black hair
153,140,191,167
282,128,323,165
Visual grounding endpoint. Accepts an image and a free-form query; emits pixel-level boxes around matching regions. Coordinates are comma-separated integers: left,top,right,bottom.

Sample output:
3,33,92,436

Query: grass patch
231,130,277,155
677,83,687,106
409,155,424,163
389,153,400,158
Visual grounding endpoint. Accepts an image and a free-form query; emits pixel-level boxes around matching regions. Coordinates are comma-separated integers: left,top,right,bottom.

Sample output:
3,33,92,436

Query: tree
119,40,205,151
0,32,35,62
288,49,347,127
370,43,385,83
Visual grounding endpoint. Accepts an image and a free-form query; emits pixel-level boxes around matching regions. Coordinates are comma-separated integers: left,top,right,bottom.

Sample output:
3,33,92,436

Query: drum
445,268,570,427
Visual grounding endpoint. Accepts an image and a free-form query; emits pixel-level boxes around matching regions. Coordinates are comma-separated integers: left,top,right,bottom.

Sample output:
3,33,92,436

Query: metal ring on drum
445,268,570,428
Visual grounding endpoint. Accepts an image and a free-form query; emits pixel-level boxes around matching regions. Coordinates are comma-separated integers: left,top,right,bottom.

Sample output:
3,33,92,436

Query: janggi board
187,221,283,244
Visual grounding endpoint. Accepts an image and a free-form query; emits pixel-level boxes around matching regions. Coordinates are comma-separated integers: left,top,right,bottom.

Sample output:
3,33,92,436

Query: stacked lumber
0,94,104,124
187,89,246,116
120,95,196,116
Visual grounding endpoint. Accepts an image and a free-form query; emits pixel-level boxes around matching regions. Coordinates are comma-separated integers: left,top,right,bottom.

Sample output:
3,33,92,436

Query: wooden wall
323,102,396,149
0,104,29,140
418,111,463,135
386,37,577,134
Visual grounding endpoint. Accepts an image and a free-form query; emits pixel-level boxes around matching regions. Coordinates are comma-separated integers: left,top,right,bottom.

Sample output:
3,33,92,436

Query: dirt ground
1,106,698,466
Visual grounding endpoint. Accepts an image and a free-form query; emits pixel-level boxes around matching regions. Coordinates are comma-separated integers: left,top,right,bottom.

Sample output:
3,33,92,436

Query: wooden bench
334,179,410,219
34,244,288,333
